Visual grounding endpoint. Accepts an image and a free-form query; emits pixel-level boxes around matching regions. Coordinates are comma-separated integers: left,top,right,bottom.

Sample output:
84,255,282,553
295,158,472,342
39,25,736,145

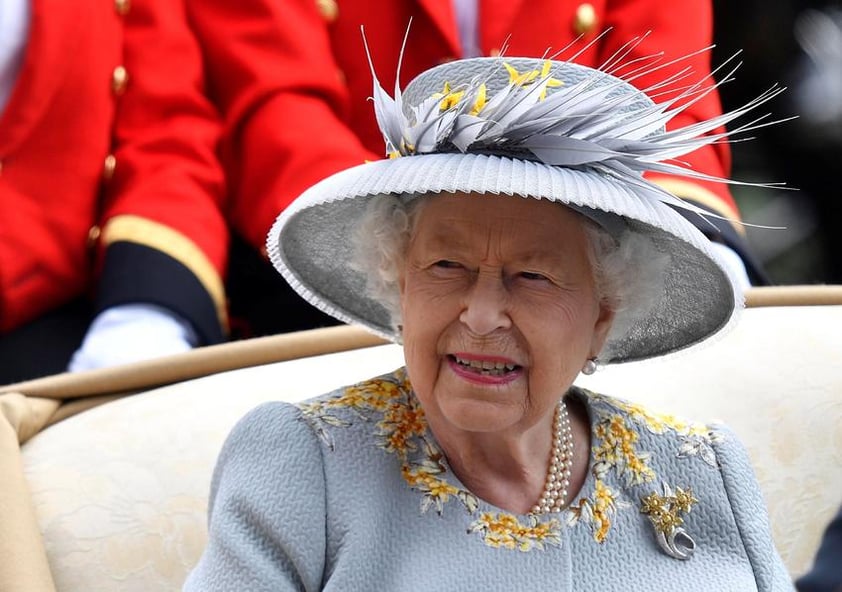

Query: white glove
708,242,752,292
68,304,199,372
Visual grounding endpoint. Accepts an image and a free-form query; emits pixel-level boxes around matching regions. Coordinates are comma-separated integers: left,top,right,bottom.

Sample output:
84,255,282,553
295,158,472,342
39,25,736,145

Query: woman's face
399,193,614,437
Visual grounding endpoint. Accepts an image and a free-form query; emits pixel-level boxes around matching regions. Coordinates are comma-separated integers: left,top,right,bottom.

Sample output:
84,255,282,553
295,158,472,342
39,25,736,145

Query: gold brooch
640,483,698,560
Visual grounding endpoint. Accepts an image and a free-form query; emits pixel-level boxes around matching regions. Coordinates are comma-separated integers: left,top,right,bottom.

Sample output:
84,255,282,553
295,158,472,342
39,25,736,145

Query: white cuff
68,304,199,372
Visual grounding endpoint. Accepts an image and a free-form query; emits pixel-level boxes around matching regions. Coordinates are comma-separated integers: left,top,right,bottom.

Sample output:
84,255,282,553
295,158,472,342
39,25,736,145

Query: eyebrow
413,218,474,250
417,224,568,269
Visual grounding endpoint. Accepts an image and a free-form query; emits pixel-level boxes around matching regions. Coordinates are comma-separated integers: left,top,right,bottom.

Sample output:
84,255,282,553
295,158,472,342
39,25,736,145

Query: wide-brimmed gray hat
267,51,781,363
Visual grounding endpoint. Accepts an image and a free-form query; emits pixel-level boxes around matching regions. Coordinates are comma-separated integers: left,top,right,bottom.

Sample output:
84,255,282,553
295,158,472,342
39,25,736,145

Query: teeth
453,356,517,375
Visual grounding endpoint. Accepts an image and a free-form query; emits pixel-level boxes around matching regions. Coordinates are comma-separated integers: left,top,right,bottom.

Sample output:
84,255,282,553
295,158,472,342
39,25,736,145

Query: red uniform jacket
187,0,759,278
0,0,229,342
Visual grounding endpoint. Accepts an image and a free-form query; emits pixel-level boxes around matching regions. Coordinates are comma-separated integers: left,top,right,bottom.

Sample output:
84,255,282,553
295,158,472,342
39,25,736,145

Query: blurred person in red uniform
186,0,769,336
0,0,229,383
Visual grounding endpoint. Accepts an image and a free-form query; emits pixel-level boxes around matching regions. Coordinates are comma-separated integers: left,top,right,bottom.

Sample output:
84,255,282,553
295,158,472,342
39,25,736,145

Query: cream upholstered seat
9,291,842,591
18,346,405,592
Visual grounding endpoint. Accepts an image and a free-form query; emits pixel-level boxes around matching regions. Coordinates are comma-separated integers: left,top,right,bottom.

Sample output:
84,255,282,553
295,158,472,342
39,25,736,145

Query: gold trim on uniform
102,215,228,329
112,66,129,95
650,177,746,236
115,0,130,16
103,154,117,180
573,3,598,36
315,0,338,22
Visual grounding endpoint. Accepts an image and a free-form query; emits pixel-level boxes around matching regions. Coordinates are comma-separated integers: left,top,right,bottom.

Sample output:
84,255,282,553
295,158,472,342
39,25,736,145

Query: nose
459,271,512,335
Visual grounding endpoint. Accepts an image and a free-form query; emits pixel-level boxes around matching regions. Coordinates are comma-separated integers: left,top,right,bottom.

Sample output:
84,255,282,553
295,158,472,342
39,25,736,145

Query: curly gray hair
350,194,669,362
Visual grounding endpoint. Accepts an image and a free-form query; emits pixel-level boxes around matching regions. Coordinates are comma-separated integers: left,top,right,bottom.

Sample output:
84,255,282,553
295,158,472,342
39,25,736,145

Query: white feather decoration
364,31,791,219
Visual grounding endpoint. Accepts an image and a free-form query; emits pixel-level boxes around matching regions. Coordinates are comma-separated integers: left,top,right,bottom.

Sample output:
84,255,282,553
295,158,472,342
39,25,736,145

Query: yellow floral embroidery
589,392,721,468
378,398,426,456
568,390,718,543
567,479,628,543
297,371,560,550
606,398,709,437
593,414,656,486
469,512,562,551
300,382,718,550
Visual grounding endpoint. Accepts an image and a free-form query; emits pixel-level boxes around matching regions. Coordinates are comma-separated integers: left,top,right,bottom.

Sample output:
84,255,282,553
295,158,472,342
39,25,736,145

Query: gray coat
185,368,793,591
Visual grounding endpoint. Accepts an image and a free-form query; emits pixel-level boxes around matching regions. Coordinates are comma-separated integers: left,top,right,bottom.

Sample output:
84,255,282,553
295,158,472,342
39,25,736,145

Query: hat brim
268,152,742,363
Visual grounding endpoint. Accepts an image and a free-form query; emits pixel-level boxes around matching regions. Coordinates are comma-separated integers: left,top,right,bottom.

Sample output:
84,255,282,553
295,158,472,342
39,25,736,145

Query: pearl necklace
530,399,574,514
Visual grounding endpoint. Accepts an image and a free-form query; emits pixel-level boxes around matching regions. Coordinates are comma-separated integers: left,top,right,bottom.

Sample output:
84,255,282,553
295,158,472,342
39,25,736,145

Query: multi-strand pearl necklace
530,400,574,515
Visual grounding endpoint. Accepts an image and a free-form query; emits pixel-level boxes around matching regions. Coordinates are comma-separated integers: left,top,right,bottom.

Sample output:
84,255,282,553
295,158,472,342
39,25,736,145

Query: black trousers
225,234,342,340
0,299,91,384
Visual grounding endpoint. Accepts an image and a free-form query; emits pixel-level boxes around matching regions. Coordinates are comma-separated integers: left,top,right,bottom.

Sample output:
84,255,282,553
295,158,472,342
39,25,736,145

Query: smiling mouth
450,355,521,377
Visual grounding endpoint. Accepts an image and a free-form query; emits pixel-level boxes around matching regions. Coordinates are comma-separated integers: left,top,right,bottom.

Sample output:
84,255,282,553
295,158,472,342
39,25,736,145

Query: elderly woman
185,48,793,590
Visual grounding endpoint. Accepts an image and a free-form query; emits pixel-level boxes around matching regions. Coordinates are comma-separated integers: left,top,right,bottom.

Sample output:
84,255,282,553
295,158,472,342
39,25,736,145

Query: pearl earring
581,358,598,375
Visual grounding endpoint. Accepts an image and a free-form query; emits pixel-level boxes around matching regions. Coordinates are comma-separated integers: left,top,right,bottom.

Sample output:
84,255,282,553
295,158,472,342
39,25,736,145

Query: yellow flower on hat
434,81,464,111
434,81,488,115
504,60,563,99
387,138,415,159
469,83,487,115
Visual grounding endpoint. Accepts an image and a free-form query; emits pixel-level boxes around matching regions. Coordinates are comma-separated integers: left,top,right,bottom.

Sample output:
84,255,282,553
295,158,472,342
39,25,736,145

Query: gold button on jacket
115,0,130,16
103,154,117,179
315,0,338,22
112,66,129,95
573,3,598,36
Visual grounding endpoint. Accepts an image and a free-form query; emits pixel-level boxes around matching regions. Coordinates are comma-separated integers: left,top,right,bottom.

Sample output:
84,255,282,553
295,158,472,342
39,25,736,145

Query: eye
427,260,468,278
519,271,550,282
